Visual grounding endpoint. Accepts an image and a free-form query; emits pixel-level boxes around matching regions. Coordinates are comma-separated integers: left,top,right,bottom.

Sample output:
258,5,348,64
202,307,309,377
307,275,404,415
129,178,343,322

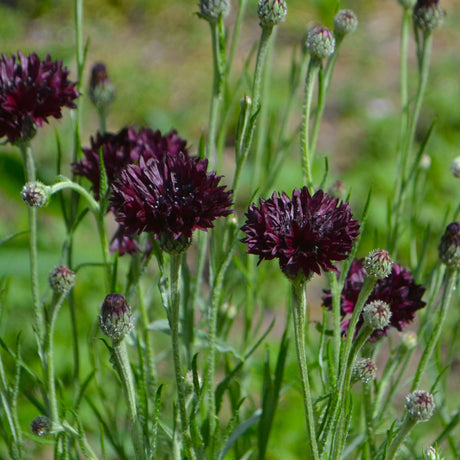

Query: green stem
168,254,195,459
137,283,156,385
291,280,320,460
300,59,320,189
328,271,342,379
112,340,145,460
97,107,107,133
207,17,226,168
411,268,458,391
384,415,417,460
363,381,376,457
19,143,44,341
227,0,247,77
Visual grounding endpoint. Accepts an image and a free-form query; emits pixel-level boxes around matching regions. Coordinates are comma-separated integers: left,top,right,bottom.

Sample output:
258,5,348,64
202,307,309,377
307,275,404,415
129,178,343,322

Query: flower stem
384,415,417,460
19,143,44,341
411,268,458,391
300,58,320,189
291,280,320,460
168,254,195,459
112,339,145,460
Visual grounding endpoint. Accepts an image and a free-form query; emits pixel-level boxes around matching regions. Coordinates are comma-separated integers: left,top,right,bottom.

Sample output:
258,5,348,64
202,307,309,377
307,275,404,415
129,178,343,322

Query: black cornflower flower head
322,259,426,339
0,52,79,144
241,187,360,280
110,154,233,253
73,126,189,200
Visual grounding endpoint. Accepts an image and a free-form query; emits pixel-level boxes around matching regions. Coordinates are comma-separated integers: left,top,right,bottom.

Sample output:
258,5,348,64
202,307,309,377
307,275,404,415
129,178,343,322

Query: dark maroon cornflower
322,259,426,338
0,52,78,144
110,153,233,251
73,126,189,200
241,187,360,279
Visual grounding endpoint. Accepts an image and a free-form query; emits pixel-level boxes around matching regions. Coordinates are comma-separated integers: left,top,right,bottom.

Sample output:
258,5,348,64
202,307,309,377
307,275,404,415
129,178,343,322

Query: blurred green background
0,0,459,458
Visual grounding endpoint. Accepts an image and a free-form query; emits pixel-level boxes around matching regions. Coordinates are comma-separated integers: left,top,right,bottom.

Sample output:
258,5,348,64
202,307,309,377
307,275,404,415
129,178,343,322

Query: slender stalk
384,415,417,460
19,143,44,341
363,381,376,457
291,280,320,460
97,107,107,133
137,283,156,385
227,0,248,77
411,268,458,391
207,16,226,168
112,340,145,460
300,59,320,189
168,254,196,459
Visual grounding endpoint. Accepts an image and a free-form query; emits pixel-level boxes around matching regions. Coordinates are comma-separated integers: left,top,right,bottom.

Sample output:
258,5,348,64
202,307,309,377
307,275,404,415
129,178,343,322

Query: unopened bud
365,249,393,279
450,156,460,178
257,0,287,28
413,0,445,34
405,390,435,421
49,265,75,294
306,26,335,60
419,153,432,171
438,222,460,269
401,331,417,350
99,294,134,343
351,358,377,384
198,0,231,22
88,63,115,110
21,181,50,208
363,300,391,330
157,233,192,255
31,415,52,437
425,445,443,460
333,10,358,38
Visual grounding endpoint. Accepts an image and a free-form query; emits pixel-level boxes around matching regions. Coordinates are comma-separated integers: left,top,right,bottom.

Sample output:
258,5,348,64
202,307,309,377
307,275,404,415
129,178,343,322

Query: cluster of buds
21,181,50,208
198,0,231,23
99,294,134,343
257,0,287,28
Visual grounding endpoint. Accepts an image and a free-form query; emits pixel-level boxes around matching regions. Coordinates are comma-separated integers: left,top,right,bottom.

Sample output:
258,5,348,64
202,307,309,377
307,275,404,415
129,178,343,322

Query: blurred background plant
0,0,459,459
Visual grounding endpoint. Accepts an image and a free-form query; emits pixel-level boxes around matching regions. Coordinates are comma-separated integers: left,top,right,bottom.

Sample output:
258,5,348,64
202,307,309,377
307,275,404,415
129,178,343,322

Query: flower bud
31,415,52,437
413,0,445,33
21,181,50,208
99,294,134,343
401,331,417,350
333,10,358,39
425,445,443,460
49,265,75,294
363,300,392,330
88,63,115,110
306,26,335,60
257,0,287,28
405,390,435,421
351,358,377,384
198,0,231,22
450,156,460,178
365,249,393,279
438,222,460,269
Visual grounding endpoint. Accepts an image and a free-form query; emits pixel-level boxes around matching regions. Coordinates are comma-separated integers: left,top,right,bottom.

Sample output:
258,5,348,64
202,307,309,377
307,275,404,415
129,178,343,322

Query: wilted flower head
111,154,233,253
306,26,335,60
198,0,231,22
405,390,435,421
99,293,134,343
323,259,426,339
438,222,460,269
333,10,358,38
49,265,75,294
241,187,360,280
413,0,445,33
0,52,78,144
88,62,115,110
21,181,50,207
73,126,188,200
257,0,287,27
